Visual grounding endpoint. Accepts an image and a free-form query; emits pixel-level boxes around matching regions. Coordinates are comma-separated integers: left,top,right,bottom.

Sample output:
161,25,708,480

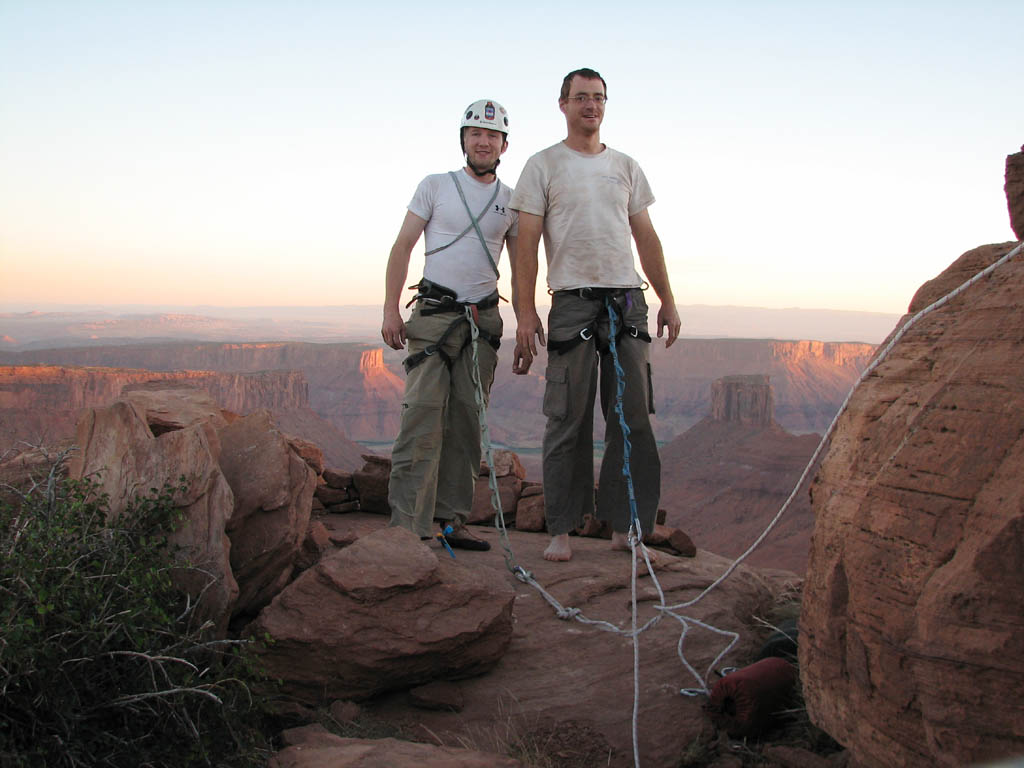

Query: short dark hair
560,68,607,101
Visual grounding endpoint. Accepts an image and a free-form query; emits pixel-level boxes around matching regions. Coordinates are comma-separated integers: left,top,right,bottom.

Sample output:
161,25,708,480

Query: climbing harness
547,287,651,357
402,282,501,374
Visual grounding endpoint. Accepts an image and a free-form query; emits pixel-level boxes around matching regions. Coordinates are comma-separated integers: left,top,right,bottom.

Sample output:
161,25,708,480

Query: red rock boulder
218,410,316,616
800,242,1024,767
352,454,390,513
249,526,515,703
514,488,546,532
1006,146,1024,240
68,390,238,635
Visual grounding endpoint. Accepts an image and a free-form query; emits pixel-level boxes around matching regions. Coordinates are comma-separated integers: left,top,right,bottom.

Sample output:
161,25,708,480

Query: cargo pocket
646,362,655,415
543,364,569,420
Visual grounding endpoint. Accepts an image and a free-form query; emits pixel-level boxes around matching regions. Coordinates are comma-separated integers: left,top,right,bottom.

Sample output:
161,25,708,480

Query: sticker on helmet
484,102,495,120
465,110,473,120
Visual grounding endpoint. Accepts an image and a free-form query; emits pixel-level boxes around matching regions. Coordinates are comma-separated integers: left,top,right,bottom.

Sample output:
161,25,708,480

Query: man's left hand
657,304,681,348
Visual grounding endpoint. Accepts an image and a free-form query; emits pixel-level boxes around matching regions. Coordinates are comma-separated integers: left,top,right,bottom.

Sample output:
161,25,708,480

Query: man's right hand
382,309,407,350
513,311,546,374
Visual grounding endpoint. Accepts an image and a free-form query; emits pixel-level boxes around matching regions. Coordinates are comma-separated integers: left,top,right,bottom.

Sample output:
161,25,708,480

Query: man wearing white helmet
510,68,681,562
381,99,517,551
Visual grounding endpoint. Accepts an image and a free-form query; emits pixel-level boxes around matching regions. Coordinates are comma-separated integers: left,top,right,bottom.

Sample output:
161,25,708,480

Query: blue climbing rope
605,296,643,540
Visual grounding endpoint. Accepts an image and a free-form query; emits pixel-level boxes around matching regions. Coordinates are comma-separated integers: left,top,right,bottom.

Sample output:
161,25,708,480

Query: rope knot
557,606,581,620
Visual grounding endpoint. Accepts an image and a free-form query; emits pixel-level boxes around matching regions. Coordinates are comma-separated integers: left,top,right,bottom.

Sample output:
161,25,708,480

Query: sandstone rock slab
482,448,527,480
801,242,1024,767
352,454,390,514
322,468,353,490
270,728,523,768
514,492,545,532
68,395,237,635
296,519,332,572
218,410,316,616
1006,146,1024,240
120,382,230,433
285,434,324,475
469,473,521,524
250,526,515,703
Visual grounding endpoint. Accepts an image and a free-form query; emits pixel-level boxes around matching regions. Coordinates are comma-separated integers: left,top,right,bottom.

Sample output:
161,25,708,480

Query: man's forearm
632,212,675,307
514,250,539,318
512,212,544,319
638,239,675,307
383,243,411,316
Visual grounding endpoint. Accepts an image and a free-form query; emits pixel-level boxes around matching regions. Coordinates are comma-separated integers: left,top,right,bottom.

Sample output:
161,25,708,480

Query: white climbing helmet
460,99,510,135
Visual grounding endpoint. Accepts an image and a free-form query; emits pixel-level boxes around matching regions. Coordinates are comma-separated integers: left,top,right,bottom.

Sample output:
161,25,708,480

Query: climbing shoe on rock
442,521,491,551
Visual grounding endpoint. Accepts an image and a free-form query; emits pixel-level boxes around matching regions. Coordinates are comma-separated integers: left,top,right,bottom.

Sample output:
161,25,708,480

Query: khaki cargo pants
542,288,660,536
388,302,501,538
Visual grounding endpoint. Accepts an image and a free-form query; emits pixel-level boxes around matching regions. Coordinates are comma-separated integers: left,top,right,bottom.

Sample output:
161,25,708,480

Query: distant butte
660,374,820,573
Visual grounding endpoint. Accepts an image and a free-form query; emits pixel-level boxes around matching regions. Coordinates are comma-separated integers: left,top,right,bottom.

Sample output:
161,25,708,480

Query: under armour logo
494,204,506,215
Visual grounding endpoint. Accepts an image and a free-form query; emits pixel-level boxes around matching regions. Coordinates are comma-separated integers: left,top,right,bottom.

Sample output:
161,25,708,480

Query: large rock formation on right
1006,145,1024,239
800,238,1024,767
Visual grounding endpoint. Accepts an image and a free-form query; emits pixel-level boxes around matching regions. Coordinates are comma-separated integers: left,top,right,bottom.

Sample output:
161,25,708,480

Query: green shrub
0,469,269,767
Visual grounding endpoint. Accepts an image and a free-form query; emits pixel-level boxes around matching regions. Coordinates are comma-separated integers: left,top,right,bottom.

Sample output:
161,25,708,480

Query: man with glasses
382,99,518,551
509,68,681,562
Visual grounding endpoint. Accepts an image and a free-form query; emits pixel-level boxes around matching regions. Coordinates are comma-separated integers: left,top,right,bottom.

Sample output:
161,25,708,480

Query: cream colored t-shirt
509,142,654,291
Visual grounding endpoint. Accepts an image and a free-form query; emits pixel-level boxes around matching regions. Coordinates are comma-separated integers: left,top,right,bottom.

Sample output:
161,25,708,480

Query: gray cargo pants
388,301,501,538
542,288,660,536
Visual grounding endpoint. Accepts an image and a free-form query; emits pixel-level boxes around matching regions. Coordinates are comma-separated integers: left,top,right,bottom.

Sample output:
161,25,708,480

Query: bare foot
543,533,572,561
611,531,659,563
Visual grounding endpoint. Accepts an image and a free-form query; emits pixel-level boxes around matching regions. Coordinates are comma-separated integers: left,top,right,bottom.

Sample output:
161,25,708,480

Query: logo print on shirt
494,204,506,215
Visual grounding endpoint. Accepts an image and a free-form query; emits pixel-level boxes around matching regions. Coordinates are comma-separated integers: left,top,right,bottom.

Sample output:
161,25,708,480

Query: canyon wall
489,338,876,448
0,342,405,443
0,338,876,448
0,365,365,470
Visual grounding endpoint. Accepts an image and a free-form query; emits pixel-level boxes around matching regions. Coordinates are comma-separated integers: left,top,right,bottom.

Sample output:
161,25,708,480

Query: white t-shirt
409,169,518,303
508,142,654,291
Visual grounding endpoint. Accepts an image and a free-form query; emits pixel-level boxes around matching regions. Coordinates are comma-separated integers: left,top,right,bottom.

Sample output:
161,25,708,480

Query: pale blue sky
1,0,1020,313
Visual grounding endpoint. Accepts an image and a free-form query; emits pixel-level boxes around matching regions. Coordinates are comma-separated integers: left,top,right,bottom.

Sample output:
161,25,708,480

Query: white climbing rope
462,238,1023,768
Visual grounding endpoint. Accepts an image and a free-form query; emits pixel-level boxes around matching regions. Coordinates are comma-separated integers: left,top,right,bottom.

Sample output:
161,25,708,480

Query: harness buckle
629,326,639,338
579,327,593,341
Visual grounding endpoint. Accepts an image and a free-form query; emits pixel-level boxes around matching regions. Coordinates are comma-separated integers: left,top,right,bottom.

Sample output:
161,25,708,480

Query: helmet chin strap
465,155,499,178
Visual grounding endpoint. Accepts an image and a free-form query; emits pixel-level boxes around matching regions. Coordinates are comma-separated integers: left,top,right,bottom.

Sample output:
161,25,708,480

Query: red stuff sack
705,657,797,737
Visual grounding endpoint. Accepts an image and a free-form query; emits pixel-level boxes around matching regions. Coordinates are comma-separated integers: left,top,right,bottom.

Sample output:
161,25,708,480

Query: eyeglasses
567,94,607,105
